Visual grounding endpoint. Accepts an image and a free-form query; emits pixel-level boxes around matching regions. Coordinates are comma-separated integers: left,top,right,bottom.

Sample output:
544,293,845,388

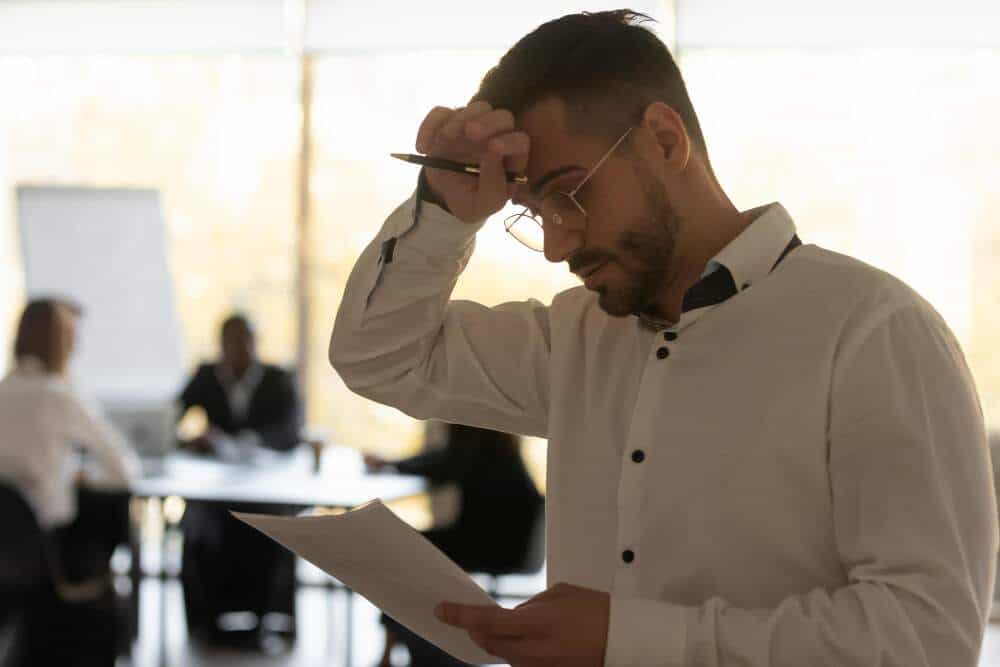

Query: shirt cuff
604,597,689,667
395,193,487,258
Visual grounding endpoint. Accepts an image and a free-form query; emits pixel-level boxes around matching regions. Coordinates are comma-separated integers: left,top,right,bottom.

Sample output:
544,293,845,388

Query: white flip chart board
16,185,186,403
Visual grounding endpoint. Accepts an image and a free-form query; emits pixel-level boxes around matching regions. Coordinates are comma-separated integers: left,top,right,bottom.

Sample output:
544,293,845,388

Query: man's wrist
417,168,451,213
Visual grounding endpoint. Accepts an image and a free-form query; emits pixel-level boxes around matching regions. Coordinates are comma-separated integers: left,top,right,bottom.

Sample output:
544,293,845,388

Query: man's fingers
465,108,515,141
413,102,525,223
488,131,530,175
416,106,454,153
477,150,509,205
436,603,539,638
439,100,494,140
514,582,577,609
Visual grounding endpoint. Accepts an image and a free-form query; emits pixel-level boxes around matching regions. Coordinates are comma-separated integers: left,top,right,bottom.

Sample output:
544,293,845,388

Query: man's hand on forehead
422,102,530,170
415,102,531,224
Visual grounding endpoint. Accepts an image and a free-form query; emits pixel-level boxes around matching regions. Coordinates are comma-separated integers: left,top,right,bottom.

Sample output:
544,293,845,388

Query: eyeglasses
504,126,634,252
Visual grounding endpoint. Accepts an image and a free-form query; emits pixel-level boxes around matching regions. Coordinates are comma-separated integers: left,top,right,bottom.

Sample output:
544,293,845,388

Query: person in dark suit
365,423,544,667
176,313,303,648
177,313,301,457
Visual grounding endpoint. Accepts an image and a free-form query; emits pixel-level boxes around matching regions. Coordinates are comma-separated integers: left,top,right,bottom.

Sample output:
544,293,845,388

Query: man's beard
593,164,679,318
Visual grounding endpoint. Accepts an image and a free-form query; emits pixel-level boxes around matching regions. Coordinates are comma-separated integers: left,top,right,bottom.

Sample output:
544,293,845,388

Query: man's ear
639,101,690,174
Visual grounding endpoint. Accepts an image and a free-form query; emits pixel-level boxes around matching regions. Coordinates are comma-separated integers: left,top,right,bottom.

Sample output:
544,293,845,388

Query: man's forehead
517,98,570,152
516,98,588,193
515,97,593,197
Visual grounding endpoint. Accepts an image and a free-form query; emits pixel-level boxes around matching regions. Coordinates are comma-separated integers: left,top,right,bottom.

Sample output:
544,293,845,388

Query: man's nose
542,221,585,264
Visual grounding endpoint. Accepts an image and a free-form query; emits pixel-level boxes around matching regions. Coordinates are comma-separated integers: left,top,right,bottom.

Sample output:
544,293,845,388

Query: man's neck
651,202,750,322
225,362,253,382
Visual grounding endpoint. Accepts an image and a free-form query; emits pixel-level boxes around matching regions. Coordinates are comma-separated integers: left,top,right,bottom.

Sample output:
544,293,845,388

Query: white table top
130,445,426,508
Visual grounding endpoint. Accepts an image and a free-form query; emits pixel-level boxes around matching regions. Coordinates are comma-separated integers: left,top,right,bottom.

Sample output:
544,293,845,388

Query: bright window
681,48,1000,427
0,55,300,367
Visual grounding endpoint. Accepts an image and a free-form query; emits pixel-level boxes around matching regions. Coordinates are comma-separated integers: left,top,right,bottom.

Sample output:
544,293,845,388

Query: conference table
133,444,425,507
124,445,427,666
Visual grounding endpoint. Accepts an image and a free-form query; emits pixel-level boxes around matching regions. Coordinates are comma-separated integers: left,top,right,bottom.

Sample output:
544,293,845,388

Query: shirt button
663,331,678,341
622,550,635,564
656,347,670,359
631,450,645,463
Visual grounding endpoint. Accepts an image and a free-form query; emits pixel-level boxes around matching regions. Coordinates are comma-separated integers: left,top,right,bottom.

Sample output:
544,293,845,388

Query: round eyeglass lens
504,211,545,251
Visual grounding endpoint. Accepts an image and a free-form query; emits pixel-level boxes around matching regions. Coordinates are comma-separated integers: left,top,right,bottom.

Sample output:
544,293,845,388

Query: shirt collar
637,203,798,331
215,361,264,389
705,202,798,292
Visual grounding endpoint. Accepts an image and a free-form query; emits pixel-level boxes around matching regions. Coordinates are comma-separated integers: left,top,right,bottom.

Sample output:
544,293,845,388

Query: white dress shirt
215,361,265,423
330,194,997,666
0,357,140,528
201,361,269,460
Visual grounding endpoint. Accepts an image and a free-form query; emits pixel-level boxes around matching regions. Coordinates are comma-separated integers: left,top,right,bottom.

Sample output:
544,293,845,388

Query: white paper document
234,500,502,665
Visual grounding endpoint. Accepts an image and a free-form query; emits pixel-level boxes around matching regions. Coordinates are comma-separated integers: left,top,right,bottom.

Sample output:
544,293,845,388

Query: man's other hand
436,582,609,667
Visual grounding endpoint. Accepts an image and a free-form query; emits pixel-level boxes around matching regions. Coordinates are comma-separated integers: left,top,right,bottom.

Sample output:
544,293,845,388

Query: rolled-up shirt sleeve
330,193,552,438
604,302,997,666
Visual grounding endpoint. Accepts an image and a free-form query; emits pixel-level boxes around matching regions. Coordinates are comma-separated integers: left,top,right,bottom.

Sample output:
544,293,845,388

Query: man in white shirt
330,10,996,667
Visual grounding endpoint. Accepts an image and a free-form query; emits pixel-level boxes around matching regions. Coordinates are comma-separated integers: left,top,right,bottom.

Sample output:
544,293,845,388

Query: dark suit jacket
178,363,302,451
395,424,543,573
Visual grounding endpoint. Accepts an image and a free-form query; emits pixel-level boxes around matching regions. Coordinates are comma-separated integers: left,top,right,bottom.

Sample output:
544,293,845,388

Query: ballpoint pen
390,153,528,184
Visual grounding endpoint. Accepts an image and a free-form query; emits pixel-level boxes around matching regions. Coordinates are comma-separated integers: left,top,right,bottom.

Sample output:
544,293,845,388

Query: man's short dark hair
13,297,82,371
220,312,255,339
473,9,709,160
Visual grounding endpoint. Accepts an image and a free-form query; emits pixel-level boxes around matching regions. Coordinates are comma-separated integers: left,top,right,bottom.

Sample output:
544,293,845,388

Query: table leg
155,498,168,667
345,586,354,667
128,502,143,654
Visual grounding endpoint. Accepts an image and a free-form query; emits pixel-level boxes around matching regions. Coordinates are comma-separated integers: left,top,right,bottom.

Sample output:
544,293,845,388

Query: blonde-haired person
0,298,139,529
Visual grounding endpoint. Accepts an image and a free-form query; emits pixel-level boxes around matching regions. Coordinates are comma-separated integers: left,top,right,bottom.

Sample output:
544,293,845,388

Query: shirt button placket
655,330,677,360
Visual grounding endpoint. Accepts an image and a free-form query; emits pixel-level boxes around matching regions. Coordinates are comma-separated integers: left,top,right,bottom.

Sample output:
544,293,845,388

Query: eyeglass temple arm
569,127,634,197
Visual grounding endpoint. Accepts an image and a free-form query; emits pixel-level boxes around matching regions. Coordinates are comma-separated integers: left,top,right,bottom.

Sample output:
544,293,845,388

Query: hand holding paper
234,500,502,665
435,582,610,667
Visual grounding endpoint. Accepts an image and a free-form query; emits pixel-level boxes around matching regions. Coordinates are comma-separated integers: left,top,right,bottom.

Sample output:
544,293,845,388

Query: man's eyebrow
531,165,585,196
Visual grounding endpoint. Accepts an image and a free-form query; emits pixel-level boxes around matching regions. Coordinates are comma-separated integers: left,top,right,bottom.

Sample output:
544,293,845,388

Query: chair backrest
519,506,546,575
0,483,49,594
0,484,109,607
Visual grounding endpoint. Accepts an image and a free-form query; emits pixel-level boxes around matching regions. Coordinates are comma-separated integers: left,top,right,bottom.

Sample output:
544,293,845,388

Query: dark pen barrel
390,153,528,184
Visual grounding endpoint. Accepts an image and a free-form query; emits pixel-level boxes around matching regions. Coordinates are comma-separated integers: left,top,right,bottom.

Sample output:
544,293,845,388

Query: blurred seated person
0,298,139,661
176,312,303,647
0,297,139,537
177,312,301,460
365,422,543,667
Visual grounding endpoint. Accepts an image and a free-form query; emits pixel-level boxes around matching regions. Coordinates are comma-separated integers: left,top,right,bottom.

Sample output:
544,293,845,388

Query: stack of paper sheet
235,499,502,664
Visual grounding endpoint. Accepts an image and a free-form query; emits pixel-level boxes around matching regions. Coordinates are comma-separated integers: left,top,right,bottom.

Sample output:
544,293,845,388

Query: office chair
478,507,546,599
0,483,113,667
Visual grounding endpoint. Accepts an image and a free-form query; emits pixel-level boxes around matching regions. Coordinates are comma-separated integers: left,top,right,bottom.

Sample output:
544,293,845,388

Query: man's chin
596,290,637,318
